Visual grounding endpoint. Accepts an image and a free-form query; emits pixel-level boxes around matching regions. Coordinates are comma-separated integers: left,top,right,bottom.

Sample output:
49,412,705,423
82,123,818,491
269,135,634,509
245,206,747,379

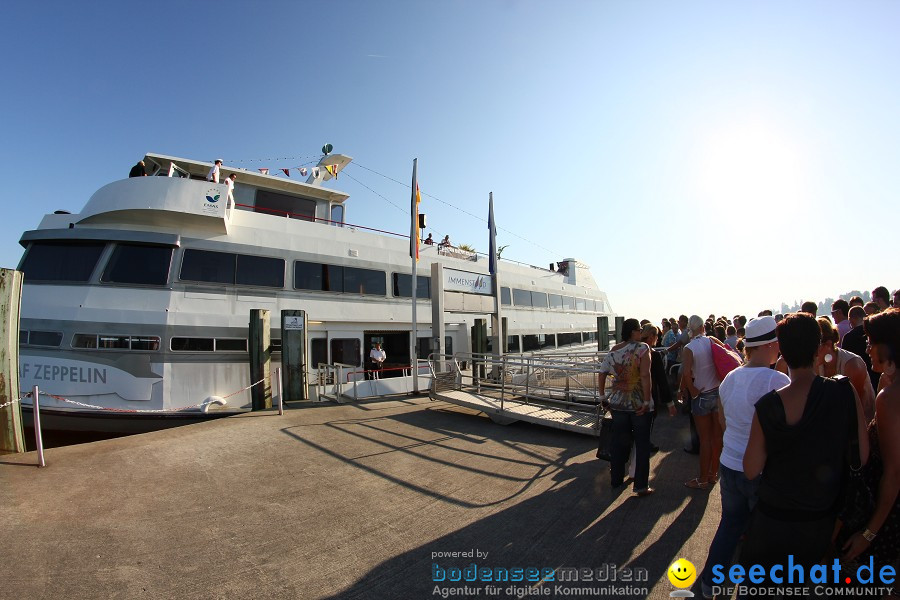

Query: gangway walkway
428,352,611,437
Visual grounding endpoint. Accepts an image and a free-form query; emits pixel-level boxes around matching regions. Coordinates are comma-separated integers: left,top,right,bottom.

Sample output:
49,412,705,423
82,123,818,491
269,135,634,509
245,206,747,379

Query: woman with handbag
597,318,654,496
682,315,725,489
842,308,900,572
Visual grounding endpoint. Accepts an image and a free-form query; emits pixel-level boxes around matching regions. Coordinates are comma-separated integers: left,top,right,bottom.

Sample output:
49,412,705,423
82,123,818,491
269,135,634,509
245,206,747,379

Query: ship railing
316,361,433,402
428,352,612,421
315,362,357,402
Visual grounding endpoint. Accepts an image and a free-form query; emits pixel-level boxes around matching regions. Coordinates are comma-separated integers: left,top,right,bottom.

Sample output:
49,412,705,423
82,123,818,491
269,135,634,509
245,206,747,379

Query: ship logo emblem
206,194,220,203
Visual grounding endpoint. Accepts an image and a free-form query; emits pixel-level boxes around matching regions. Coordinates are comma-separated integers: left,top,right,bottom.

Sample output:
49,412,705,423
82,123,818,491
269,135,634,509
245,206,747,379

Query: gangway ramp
428,352,610,437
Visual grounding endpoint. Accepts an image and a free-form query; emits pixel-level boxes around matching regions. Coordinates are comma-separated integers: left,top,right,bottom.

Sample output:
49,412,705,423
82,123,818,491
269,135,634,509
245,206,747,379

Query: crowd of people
597,285,899,598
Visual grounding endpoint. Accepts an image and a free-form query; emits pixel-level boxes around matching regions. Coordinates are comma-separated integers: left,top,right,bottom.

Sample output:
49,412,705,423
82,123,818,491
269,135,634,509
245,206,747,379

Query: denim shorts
691,388,719,417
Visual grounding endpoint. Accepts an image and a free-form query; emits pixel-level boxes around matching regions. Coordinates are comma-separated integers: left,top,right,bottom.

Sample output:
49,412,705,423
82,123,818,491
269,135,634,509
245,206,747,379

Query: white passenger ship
16,152,615,432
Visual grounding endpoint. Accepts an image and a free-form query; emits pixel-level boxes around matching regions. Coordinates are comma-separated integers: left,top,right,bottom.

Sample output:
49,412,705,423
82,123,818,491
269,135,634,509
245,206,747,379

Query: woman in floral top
598,318,654,496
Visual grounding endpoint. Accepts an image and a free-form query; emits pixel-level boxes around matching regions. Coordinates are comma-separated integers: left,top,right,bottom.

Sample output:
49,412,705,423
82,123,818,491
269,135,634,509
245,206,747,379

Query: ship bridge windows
19,241,106,282
254,189,316,221
101,244,173,286
501,287,511,306
549,294,563,309
294,261,386,296
180,249,285,288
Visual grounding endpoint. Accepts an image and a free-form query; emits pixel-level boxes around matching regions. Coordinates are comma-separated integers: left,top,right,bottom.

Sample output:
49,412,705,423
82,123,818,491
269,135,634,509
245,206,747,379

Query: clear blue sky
2,1,897,323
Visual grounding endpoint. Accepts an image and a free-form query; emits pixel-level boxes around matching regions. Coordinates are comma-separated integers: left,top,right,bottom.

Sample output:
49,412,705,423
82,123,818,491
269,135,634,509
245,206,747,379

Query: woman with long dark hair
598,318,654,496
842,308,900,572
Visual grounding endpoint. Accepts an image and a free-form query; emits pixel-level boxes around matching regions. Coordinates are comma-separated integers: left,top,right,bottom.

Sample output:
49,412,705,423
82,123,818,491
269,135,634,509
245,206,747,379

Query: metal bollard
32,385,45,468
276,367,284,416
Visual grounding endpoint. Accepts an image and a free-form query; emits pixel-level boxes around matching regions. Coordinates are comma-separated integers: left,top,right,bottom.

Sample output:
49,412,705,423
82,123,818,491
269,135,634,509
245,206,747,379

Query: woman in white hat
697,316,788,598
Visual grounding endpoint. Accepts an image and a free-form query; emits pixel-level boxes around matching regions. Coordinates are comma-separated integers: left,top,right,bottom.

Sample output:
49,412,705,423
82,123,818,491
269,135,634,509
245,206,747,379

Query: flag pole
488,192,503,363
409,158,419,394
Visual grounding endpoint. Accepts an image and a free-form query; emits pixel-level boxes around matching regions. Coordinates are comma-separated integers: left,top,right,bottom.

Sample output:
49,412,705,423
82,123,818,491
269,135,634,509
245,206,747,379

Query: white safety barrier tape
37,378,266,413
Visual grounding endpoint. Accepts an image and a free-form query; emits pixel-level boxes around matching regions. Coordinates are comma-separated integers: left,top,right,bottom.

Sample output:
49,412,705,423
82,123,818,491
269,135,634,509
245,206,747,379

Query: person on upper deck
207,159,223,183
439,235,452,248
129,160,146,177
224,173,236,208
424,233,434,245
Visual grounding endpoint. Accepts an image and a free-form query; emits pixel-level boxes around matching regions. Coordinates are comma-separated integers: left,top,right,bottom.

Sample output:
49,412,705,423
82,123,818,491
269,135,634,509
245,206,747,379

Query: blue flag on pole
488,193,497,276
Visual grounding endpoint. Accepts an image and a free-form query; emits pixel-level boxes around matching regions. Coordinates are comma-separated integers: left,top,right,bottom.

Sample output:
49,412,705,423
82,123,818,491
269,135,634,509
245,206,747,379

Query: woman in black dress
741,313,869,573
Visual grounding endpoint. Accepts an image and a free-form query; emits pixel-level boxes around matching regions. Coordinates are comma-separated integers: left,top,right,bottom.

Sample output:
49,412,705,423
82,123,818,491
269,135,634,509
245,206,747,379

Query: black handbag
595,410,614,461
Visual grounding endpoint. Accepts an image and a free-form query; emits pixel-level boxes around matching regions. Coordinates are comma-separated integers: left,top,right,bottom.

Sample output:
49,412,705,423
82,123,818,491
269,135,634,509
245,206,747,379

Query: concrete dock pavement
1,397,722,599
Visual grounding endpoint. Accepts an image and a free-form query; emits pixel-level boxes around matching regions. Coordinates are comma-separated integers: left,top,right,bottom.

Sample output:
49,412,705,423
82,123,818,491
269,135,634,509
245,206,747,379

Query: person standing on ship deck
207,159,222,183
369,343,386,380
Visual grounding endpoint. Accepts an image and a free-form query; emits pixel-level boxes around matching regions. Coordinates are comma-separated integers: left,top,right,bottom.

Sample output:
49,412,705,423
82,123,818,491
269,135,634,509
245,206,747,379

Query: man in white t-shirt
369,343,386,379
224,173,236,208
699,316,788,598
207,159,223,183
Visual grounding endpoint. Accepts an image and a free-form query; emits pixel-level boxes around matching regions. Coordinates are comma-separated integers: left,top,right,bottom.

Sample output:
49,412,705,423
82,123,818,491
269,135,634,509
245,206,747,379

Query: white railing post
276,367,284,415
32,385,45,468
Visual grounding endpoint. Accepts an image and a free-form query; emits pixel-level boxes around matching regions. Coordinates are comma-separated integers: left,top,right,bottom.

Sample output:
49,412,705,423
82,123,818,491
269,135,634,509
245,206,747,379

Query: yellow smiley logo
667,558,697,588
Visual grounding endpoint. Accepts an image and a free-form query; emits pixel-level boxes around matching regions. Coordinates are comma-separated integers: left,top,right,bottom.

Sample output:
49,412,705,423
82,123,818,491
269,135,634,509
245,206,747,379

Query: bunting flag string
245,163,339,179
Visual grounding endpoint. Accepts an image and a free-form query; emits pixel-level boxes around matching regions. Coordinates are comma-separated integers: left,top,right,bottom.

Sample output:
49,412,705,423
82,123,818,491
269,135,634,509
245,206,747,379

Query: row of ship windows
20,242,608,312
20,331,258,353
19,330,599,354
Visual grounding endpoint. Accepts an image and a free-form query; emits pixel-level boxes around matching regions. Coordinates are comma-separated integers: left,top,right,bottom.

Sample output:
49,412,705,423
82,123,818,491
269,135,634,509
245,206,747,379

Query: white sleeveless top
686,335,720,393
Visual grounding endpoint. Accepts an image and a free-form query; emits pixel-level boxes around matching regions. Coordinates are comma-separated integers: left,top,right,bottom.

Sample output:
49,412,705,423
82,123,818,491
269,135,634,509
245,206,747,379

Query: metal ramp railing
426,352,612,436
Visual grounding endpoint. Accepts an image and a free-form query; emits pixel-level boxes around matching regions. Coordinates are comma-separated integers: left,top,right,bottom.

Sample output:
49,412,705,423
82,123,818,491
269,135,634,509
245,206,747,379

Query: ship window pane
512,289,532,307
542,334,556,349
549,294,563,309
531,291,548,309
130,336,160,351
583,331,597,343
562,296,575,310
507,335,521,352
311,338,327,367
501,287,511,306
101,244,173,286
180,249,236,284
28,330,63,347
72,334,98,349
331,338,360,366
522,335,540,352
576,297,586,311
344,267,385,296
558,332,581,346
392,273,430,298
294,261,343,292
99,335,130,349
215,338,247,352
19,331,28,345
20,242,105,282
236,255,284,288
330,204,344,225
171,337,215,352
445,336,453,356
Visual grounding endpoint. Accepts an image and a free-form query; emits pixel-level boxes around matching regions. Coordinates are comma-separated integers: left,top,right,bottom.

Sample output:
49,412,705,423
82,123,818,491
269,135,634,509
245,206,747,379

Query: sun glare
696,121,808,215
